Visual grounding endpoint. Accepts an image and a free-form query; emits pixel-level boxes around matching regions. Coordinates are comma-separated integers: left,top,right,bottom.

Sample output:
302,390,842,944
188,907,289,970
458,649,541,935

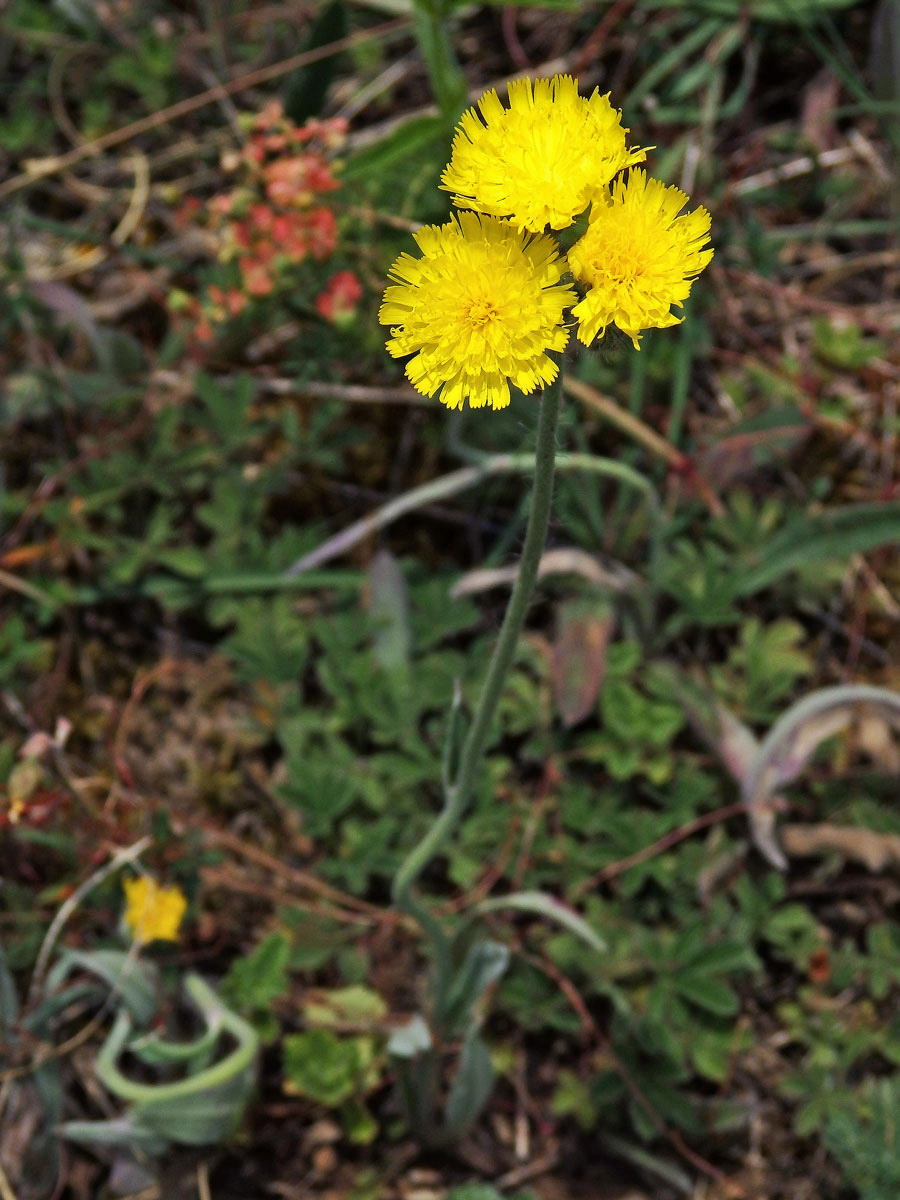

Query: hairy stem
392,371,563,959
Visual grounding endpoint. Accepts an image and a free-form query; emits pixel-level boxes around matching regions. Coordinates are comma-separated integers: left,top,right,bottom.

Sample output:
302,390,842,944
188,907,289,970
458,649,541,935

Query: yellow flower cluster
382,212,574,410
123,875,187,944
440,75,647,233
380,75,713,410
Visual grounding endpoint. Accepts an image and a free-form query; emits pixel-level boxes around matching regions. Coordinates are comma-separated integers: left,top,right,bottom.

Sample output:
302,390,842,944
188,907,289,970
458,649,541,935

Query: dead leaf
696,835,748,906
550,602,614,728
693,423,811,490
781,822,900,872
855,711,900,771
800,69,840,150
743,685,900,868
677,677,900,870
451,547,635,599
667,662,763,785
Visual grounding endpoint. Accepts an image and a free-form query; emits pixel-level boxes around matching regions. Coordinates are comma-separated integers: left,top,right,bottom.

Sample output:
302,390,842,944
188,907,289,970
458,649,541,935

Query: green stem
412,2,468,128
392,370,563,940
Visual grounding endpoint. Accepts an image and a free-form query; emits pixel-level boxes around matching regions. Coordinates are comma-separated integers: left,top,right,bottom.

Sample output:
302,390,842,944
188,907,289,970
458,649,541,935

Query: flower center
465,297,498,327
598,230,644,282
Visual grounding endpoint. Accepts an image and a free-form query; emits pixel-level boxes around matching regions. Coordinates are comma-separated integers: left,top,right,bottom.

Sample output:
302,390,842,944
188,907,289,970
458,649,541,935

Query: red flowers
170,101,360,349
316,270,362,324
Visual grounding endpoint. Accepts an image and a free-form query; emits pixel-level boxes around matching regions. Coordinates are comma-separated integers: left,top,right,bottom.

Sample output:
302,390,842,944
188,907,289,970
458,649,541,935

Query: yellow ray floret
123,875,187,944
379,212,575,411
568,170,713,349
440,75,648,233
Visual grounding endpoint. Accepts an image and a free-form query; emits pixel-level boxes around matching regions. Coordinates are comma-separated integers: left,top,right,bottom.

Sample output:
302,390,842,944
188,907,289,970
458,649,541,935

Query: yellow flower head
569,169,713,349
440,75,647,233
123,875,187,944
379,211,575,410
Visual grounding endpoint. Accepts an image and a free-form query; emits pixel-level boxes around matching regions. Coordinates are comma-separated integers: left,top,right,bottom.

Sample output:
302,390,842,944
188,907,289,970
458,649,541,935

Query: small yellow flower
123,875,187,944
569,169,713,349
440,75,647,233
379,211,575,410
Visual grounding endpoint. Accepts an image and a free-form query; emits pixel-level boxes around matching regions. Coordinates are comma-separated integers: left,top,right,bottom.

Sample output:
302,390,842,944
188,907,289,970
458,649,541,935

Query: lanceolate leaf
342,116,445,181
735,502,900,597
438,941,509,1038
45,950,160,1026
474,891,606,954
443,1032,495,1137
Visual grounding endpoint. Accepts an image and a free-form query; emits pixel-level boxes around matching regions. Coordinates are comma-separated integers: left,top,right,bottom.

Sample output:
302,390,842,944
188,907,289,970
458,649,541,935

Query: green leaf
643,0,860,20
128,1022,220,1068
283,1028,378,1106
673,971,739,1017
825,1077,900,1197
87,975,258,1149
438,940,509,1038
813,317,885,370
284,0,348,124
342,116,445,181
221,932,290,1014
446,1188,504,1200
443,1031,495,1137
224,597,309,684
551,1068,597,1130
473,890,606,953
681,940,759,975
367,550,411,673
135,1065,256,1144
340,1096,379,1144
0,940,19,1036
692,1026,750,1082
303,984,388,1027
865,923,900,1001
46,950,159,1026
736,503,900,597
60,1115,169,1156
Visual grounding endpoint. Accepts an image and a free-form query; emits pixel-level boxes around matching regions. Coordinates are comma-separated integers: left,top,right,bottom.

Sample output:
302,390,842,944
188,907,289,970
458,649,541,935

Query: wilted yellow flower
379,211,575,410
569,169,713,349
123,875,187,944
440,75,647,233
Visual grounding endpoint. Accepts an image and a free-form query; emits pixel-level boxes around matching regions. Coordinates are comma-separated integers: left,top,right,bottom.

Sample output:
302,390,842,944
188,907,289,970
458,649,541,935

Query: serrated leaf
303,984,388,1027
673,971,739,1017
221,932,290,1013
283,1028,376,1105
682,940,758,975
